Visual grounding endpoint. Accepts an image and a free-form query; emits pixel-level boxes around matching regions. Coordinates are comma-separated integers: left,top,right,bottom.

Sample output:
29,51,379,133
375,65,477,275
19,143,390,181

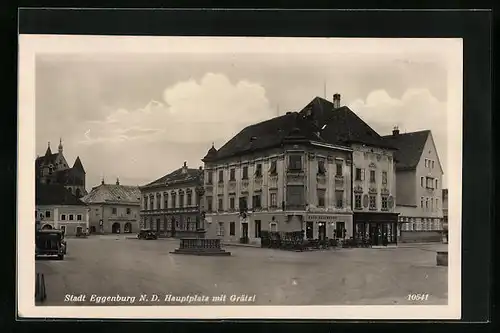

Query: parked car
36,230,65,260
137,228,158,240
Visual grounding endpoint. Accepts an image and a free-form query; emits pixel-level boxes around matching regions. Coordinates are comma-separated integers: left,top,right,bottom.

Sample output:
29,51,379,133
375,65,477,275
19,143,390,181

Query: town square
30,37,455,309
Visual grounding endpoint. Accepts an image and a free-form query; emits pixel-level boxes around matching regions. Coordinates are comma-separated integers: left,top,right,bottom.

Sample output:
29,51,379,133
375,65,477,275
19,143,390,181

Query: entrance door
242,223,248,239
254,220,261,238
112,223,120,234
306,222,313,239
318,223,326,240
370,223,379,245
335,222,345,239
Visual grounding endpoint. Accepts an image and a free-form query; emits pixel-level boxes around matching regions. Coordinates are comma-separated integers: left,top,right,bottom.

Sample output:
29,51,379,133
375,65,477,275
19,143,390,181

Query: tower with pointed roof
35,138,88,198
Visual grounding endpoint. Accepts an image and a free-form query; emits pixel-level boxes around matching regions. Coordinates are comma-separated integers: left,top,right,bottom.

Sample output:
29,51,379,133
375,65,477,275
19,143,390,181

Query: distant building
35,183,89,236
382,129,444,242
442,188,448,231
35,139,87,198
80,178,141,234
139,162,205,238
201,94,399,246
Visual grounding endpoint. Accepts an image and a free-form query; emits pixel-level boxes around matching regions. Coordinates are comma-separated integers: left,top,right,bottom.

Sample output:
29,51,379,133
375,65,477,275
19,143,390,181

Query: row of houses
139,94,447,244
35,94,447,243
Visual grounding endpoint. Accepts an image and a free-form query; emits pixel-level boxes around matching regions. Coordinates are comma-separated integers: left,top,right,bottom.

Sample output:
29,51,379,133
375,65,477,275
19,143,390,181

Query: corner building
202,109,354,245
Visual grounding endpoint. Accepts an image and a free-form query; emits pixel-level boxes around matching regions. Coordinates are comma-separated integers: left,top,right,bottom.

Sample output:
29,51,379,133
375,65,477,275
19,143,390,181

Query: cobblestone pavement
35,236,448,306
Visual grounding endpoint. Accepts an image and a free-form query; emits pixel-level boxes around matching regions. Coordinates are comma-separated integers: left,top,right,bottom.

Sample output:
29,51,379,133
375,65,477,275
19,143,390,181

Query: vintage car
137,228,158,240
36,230,65,260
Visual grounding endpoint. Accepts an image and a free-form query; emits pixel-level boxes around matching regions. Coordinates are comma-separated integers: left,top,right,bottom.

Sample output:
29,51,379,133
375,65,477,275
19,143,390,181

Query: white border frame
18,36,463,320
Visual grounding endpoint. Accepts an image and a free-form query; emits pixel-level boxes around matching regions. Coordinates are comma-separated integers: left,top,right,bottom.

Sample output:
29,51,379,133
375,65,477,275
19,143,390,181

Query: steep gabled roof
205,111,326,161
72,156,85,173
36,153,59,168
142,167,202,189
81,184,141,204
299,97,396,150
36,183,87,206
381,130,430,170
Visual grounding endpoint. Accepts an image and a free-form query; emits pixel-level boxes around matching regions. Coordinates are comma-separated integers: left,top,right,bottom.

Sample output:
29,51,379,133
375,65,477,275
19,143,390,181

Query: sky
34,37,456,190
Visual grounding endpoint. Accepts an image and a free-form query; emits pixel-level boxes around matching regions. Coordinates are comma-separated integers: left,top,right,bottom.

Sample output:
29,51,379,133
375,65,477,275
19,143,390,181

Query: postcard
18,35,462,319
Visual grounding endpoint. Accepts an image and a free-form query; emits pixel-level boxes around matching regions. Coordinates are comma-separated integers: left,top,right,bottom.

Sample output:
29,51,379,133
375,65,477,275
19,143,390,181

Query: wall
399,230,443,243
36,204,89,236
351,144,397,213
395,170,416,205
88,203,140,234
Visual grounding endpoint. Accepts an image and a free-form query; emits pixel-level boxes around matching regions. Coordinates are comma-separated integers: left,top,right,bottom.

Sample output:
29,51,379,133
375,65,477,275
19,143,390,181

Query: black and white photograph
18,35,462,320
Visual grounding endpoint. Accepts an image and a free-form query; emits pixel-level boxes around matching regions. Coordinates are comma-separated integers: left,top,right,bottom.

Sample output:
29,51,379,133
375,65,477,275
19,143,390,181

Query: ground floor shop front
353,212,399,245
139,207,203,238
205,211,353,244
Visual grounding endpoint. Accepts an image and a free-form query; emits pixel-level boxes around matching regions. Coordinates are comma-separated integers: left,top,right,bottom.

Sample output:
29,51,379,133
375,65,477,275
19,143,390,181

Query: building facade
297,95,399,245
36,139,87,198
80,179,141,234
202,104,356,245
36,183,89,236
442,188,448,241
139,162,205,238
382,129,444,242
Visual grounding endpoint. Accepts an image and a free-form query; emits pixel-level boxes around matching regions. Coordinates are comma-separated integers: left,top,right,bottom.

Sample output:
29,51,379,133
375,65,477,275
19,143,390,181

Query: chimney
392,126,400,136
182,161,188,173
333,93,341,109
116,177,120,185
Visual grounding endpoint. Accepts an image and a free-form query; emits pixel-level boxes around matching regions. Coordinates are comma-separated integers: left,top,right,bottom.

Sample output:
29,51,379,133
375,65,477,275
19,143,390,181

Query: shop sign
306,214,336,222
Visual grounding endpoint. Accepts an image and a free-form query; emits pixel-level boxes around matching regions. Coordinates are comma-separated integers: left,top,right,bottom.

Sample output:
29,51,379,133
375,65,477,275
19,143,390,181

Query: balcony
285,204,306,211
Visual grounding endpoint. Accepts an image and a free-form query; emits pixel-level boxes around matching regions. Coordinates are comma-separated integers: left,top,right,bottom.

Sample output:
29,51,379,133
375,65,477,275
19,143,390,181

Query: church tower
58,138,63,154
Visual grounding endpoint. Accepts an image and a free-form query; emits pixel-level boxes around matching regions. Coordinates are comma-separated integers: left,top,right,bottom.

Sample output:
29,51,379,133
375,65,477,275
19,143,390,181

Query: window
354,194,362,209
242,166,249,179
355,168,365,181
420,177,424,187
318,160,326,175
425,198,429,209
218,170,224,183
420,197,424,208
435,179,439,189
269,160,277,175
77,214,82,221
112,207,117,214
69,214,74,221
382,171,388,185
369,195,377,210
218,198,223,211
61,214,66,221
426,177,434,189
239,196,248,212
143,196,148,210
217,222,225,237
431,160,435,168
229,197,235,209
179,194,184,208
369,170,376,183
171,194,176,208
430,198,434,211
126,207,131,215
207,171,213,184
381,196,388,211
255,164,263,177
254,220,261,238
230,222,235,236
336,163,342,176
270,192,277,207
335,191,343,208
45,211,51,218
288,155,302,171
436,198,440,209
424,159,428,167
206,196,213,212
317,190,326,207
286,185,305,208
230,168,236,181
252,194,262,209
187,193,192,206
